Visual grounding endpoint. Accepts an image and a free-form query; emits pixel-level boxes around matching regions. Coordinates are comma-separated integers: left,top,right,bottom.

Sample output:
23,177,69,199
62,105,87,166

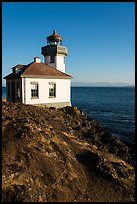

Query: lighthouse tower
41,30,68,73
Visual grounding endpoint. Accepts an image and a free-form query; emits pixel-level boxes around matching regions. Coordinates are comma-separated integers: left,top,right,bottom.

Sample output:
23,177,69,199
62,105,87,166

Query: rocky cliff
2,102,135,202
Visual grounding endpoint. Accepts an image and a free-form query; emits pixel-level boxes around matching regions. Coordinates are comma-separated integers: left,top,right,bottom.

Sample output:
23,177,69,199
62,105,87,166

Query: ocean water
2,87,6,98
2,87,135,144
71,87,135,144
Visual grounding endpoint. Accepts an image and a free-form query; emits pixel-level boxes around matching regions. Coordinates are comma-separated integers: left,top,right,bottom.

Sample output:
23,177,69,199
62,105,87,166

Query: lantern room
47,30,63,46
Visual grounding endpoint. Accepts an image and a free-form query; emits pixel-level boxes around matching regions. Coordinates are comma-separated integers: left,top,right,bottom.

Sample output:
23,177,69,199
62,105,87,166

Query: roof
47,30,63,41
11,64,24,70
4,62,72,80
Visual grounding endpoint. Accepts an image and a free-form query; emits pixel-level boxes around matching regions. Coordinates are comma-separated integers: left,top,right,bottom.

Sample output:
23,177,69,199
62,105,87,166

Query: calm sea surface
71,87,135,144
2,87,135,144
2,87,6,98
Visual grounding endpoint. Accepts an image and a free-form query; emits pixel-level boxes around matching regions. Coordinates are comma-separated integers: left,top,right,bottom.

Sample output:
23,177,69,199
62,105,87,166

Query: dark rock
75,151,99,167
2,184,29,202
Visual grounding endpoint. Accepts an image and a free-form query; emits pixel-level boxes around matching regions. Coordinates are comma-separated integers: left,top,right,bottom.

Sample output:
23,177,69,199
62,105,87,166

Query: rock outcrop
2,102,135,202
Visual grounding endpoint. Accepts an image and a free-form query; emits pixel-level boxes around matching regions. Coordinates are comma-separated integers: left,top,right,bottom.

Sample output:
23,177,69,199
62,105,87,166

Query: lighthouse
41,30,68,73
4,30,72,107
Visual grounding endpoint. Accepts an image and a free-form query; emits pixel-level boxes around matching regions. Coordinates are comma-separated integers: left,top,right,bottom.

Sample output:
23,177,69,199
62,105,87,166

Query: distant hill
71,82,135,87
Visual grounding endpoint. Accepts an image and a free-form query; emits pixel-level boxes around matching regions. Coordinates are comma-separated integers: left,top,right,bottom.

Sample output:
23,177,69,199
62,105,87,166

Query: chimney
34,56,41,63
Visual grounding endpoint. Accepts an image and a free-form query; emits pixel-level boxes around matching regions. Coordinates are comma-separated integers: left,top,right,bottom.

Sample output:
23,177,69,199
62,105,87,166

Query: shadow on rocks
2,184,30,202
75,151,116,182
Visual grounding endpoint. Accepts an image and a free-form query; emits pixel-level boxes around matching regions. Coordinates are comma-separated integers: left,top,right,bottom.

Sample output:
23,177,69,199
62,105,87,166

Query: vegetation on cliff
2,102,135,202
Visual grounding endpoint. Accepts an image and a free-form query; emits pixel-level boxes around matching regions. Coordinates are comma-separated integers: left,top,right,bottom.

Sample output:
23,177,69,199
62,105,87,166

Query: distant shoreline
71,86,135,88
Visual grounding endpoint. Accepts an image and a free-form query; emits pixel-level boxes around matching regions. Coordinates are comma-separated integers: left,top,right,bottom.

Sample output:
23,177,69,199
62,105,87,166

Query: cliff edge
2,102,135,202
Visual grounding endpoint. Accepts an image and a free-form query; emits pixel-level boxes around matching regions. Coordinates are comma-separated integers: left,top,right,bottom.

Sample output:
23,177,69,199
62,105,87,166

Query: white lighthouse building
4,31,72,108
41,30,68,73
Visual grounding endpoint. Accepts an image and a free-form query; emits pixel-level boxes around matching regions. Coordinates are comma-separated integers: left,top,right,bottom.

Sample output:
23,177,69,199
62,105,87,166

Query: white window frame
30,82,39,99
49,82,56,98
16,81,20,99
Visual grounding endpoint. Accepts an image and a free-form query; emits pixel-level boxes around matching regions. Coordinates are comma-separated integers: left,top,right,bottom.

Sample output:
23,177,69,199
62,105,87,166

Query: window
16,82,20,99
49,82,56,98
64,57,65,64
50,55,55,63
31,82,38,98
7,82,11,98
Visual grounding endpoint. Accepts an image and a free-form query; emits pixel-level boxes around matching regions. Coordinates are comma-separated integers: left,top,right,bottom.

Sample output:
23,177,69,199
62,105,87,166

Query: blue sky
2,2,135,86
